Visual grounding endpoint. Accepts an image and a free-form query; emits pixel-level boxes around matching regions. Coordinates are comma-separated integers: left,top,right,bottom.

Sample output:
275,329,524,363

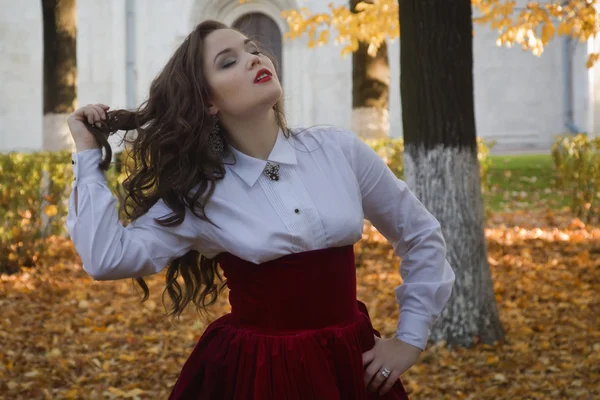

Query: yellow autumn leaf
558,20,572,36
123,388,146,398
541,23,555,44
487,355,501,364
47,348,61,358
106,387,128,396
367,42,378,57
541,340,551,350
317,30,329,46
354,1,373,12
587,53,600,68
119,353,137,362
44,204,58,217
63,389,79,400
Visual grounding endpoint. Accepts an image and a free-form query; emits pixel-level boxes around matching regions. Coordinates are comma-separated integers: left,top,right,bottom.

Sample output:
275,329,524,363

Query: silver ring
380,367,391,378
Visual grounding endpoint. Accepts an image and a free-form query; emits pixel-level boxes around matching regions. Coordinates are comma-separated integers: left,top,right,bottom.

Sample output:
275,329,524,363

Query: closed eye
221,50,262,69
222,60,236,69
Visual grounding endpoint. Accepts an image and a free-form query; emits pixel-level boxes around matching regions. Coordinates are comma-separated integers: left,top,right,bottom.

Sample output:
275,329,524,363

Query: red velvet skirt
168,246,409,399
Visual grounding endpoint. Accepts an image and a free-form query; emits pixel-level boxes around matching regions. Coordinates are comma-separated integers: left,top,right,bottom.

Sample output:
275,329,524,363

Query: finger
91,105,107,121
94,104,109,118
68,109,82,122
88,106,102,127
368,367,388,393
91,105,104,119
364,360,381,388
379,371,400,395
84,106,95,125
362,349,375,366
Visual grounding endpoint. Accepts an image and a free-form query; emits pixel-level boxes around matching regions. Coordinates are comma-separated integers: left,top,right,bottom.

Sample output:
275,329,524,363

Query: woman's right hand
67,104,110,151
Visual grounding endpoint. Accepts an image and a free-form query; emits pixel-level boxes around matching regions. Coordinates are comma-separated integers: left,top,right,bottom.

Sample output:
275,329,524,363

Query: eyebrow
213,38,255,65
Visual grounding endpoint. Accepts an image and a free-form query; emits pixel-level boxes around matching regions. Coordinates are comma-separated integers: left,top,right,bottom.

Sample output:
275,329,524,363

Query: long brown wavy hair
82,20,288,320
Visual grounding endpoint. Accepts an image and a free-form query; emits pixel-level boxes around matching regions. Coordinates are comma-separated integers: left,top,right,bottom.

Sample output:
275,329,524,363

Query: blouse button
294,208,300,214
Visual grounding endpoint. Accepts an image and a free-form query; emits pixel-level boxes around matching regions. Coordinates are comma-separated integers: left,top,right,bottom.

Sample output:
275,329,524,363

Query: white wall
298,0,351,130
591,34,600,136
0,0,43,152
572,37,592,134
77,0,126,111
135,0,195,107
472,23,564,151
388,38,402,138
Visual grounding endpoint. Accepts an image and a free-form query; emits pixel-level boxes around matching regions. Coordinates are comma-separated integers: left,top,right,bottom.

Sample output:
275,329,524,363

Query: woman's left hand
362,336,422,395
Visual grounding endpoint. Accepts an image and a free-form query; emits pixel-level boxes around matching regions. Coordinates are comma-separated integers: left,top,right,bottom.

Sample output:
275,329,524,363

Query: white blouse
67,125,455,350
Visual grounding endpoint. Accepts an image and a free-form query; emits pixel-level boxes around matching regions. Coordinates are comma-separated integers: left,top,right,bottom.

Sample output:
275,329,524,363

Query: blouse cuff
395,312,431,351
72,149,105,186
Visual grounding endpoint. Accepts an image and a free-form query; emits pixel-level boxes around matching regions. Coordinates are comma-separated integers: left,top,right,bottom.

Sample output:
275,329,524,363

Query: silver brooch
263,162,280,181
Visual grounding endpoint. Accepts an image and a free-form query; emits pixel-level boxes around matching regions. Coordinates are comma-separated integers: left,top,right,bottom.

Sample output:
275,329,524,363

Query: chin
266,84,283,106
249,85,282,113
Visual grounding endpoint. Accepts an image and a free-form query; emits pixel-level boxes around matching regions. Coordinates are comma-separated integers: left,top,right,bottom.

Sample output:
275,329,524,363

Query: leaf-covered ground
1,211,599,399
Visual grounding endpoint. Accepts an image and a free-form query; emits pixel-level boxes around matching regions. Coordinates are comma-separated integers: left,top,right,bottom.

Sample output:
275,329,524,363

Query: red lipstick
254,68,272,84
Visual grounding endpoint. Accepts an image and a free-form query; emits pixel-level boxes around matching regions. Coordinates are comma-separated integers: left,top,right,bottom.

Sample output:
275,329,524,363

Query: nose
247,54,261,69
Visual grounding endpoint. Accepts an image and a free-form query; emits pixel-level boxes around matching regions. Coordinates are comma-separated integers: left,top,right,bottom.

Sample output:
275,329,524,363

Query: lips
254,68,272,83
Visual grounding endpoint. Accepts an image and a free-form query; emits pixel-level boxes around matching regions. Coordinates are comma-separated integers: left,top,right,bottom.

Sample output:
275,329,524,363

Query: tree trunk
350,0,390,139
399,0,505,348
42,0,77,151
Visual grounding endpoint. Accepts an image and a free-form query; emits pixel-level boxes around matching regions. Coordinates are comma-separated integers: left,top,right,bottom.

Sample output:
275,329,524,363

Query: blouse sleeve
66,149,200,281
340,130,456,351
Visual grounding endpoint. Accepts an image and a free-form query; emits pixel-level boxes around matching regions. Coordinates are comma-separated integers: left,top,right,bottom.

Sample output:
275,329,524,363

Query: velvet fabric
169,246,409,399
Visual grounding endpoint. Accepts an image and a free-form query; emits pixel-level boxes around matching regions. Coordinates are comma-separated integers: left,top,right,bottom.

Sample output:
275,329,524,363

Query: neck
219,109,280,161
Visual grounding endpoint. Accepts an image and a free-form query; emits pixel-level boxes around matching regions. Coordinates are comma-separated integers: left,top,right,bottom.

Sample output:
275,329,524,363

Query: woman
66,20,455,399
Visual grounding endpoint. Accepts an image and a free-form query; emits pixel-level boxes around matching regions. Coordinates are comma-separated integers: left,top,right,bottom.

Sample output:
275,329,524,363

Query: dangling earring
208,115,224,156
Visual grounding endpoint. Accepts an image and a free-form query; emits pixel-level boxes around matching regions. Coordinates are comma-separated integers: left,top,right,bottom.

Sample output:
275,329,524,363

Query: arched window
233,13,283,81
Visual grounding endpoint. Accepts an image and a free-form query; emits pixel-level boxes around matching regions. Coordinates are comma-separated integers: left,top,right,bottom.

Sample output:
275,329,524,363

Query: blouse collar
225,128,298,186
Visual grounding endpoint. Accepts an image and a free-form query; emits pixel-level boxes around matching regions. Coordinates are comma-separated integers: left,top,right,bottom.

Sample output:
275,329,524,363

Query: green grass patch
485,154,569,212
